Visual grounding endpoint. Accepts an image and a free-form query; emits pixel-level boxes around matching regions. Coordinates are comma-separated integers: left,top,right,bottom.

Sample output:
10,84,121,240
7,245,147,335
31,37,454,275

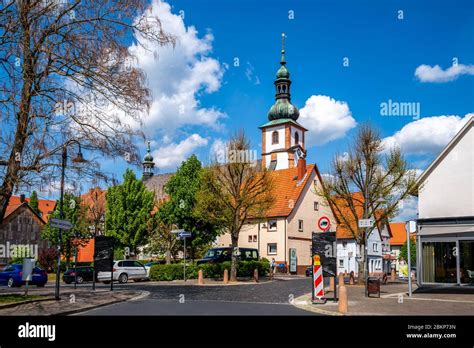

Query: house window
248,235,252,243
342,241,347,248
268,219,277,231
269,160,277,171
314,202,319,211
294,132,299,145
298,220,303,232
267,243,277,255
253,235,257,242
373,243,378,252
272,131,279,144
339,259,344,267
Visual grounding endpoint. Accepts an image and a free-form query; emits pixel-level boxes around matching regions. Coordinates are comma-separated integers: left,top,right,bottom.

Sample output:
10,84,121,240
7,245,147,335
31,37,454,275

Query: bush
149,260,269,281
149,264,198,281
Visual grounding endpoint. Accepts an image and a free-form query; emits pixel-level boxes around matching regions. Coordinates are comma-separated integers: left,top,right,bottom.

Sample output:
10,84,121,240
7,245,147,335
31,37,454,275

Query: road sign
358,219,374,228
171,229,185,234
178,231,192,239
313,255,324,299
50,218,73,230
317,216,331,231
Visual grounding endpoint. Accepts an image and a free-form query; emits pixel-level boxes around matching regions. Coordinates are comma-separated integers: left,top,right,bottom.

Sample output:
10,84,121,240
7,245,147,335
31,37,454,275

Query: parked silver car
97,260,148,284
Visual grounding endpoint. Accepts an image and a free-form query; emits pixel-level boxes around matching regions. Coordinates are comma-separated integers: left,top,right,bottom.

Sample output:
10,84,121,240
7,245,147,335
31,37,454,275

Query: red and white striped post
312,255,325,301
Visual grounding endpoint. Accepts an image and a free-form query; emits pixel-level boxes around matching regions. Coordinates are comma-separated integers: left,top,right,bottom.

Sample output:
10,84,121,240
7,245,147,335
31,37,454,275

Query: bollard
198,269,204,285
338,272,344,287
329,276,335,292
391,268,396,281
253,268,259,283
223,269,229,284
338,285,348,314
349,271,354,285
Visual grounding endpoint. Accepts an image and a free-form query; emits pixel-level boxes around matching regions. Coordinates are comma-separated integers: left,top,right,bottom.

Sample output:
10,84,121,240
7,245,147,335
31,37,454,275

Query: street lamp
54,140,87,300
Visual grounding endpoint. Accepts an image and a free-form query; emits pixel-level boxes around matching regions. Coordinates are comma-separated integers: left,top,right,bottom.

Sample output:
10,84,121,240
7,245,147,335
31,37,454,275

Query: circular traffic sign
318,216,331,231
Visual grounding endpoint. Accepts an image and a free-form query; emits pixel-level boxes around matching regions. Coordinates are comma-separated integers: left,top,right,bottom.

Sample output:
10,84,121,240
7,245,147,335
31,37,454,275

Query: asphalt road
77,277,319,315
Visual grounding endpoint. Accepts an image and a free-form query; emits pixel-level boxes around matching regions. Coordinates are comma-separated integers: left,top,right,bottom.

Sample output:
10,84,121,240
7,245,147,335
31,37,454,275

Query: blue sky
31,0,474,218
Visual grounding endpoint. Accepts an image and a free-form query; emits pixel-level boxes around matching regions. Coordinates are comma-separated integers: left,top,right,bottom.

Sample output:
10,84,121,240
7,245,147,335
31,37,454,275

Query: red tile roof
390,222,415,246
5,195,56,222
265,164,315,217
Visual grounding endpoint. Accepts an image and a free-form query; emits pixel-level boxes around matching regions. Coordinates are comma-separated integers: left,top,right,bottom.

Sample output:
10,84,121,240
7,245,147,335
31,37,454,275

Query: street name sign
178,231,192,239
358,219,374,228
50,218,73,230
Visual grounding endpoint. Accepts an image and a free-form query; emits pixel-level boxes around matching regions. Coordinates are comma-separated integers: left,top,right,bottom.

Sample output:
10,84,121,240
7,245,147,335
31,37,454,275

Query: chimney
20,194,26,203
297,157,306,181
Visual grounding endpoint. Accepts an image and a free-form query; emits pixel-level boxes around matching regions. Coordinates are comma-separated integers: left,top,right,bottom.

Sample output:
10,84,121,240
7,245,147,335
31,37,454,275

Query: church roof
259,118,307,130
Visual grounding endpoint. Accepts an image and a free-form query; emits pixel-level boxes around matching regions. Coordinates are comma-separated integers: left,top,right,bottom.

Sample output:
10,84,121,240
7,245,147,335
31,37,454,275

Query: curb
291,293,343,316
57,291,149,316
0,297,56,310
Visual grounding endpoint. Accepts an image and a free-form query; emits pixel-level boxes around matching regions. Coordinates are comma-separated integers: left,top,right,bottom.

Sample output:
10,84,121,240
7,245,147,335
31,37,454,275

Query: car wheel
76,276,84,284
7,277,15,288
118,273,128,284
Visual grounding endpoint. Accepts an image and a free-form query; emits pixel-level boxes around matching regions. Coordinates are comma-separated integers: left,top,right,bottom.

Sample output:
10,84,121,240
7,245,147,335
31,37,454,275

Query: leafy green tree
105,169,154,255
29,191,40,216
157,155,223,261
399,237,416,265
41,193,89,267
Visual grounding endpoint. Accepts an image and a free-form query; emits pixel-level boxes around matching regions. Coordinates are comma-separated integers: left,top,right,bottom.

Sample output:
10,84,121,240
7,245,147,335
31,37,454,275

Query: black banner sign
93,236,114,272
311,231,337,277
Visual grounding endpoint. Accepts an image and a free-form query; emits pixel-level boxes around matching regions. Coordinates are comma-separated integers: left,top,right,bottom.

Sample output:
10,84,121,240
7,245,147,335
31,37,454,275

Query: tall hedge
149,260,270,281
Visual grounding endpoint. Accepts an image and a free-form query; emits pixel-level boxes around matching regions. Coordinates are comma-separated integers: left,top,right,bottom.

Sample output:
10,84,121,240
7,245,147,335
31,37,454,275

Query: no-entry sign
318,216,331,231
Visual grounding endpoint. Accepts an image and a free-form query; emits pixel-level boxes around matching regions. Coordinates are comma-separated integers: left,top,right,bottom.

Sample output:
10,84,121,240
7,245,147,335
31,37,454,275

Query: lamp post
54,140,87,300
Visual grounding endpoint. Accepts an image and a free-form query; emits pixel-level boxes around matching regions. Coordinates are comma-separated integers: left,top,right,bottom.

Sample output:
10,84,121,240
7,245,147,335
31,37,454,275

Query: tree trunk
357,258,365,285
230,233,238,282
165,250,171,264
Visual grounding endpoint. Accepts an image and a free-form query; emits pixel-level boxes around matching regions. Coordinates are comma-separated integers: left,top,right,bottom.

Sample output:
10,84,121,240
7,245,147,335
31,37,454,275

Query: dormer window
272,131,279,144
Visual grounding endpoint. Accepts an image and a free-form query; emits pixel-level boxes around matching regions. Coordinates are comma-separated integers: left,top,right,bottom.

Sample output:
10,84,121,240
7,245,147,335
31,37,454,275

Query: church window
269,160,277,171
272,131,279,144
294,131,299,145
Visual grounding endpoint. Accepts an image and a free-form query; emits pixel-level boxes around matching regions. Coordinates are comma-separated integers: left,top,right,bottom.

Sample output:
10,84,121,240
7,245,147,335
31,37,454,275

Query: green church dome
268,98,299,121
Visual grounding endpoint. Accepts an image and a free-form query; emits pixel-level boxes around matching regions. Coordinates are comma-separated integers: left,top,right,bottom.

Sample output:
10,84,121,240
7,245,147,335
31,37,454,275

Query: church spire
142,141,155,180
267,33,299,121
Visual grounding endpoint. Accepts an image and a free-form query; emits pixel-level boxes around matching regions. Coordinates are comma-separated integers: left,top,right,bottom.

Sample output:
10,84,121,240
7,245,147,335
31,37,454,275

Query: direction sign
171,229,185,234
178,231,192,239
317,216,331,231
358,219,374,228
50,218,73,230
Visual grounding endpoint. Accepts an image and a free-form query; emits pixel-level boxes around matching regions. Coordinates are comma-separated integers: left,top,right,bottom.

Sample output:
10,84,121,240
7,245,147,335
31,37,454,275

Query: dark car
305,266,312,277
62,266,96,284
0,264,47,288
197,247,259,265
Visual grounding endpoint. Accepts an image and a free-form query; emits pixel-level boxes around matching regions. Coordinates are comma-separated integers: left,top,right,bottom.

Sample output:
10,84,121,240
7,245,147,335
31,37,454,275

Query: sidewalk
293,281,474,315
0,288,144,315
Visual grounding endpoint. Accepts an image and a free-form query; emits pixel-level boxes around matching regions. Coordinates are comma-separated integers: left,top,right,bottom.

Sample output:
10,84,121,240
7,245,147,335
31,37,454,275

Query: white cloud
151,134,208,170
299,95,357,146
209,138,226,162
127,0,226,136
415,64,474,83
393,196,418,222
382,114,472,155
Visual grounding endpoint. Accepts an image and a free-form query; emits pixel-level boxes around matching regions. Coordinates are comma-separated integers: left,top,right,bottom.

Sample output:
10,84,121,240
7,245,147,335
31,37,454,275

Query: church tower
260,33,307,170
142,141,155,180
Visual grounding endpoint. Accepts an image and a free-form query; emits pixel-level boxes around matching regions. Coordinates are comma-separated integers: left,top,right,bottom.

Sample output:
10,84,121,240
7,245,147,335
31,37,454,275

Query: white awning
418,224,474,236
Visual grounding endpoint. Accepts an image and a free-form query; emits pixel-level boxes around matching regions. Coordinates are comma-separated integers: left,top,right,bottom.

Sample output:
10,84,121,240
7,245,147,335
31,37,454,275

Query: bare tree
315,124,418,284
195,131,274,281
0,0,175,220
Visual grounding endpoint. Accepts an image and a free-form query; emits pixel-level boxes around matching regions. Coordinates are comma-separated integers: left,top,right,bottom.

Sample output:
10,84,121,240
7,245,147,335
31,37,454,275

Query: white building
416,116,474,286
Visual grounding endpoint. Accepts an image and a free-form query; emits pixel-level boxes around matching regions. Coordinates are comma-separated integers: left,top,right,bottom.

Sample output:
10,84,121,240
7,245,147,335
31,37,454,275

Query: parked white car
97,260,148,284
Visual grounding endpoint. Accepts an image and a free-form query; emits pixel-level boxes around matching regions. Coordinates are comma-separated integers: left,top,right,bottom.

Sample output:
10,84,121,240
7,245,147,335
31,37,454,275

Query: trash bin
367,277,380,298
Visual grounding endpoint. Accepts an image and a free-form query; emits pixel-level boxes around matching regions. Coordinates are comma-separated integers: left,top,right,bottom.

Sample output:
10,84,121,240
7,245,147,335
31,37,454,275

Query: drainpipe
284,218,287,272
